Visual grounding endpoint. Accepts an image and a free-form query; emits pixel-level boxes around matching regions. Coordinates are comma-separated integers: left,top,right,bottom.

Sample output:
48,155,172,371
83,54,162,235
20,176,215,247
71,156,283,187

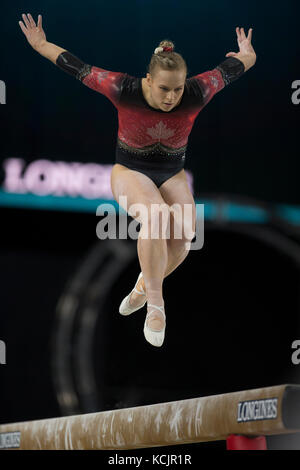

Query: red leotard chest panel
82,66,225,153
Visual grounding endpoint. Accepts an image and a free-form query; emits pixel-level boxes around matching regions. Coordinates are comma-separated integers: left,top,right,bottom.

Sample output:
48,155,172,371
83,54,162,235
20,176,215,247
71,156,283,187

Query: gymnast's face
145,68,186,111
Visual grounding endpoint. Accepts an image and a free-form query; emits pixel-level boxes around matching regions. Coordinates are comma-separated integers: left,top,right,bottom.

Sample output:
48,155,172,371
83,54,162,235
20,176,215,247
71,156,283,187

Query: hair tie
154,46,174,54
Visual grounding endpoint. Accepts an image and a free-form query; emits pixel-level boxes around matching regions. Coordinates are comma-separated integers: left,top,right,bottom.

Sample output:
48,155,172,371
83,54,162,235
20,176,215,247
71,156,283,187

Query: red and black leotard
56,52,245,187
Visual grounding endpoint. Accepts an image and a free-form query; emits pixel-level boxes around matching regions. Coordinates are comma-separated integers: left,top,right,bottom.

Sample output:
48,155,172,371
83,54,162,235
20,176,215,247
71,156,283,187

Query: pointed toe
143,304,166,347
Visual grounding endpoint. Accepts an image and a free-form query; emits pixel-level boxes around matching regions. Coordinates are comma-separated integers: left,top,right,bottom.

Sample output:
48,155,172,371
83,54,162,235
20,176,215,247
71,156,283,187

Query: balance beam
0,384,300,450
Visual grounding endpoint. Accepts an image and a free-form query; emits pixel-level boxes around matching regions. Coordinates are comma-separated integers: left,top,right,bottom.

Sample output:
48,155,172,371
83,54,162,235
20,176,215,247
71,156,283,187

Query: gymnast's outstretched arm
192,27,256,108
19,13,67,63
19,13,124,105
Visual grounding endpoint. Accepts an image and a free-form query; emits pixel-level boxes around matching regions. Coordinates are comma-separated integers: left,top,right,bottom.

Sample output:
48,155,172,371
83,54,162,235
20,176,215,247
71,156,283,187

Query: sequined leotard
56,52,245,187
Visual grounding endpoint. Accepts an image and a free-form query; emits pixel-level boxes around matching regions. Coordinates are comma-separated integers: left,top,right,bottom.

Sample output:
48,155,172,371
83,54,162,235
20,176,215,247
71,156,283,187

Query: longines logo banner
237,398,278,422
0,432,20,449
0,80,5,104
1,158,194,200
2,158,115,199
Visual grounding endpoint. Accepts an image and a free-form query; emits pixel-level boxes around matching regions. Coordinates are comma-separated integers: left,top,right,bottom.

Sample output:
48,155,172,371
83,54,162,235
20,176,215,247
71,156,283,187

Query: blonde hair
148,39,188,78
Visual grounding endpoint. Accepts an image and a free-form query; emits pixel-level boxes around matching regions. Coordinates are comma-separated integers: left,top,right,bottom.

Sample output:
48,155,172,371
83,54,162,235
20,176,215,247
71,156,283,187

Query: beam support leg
226,434,267,450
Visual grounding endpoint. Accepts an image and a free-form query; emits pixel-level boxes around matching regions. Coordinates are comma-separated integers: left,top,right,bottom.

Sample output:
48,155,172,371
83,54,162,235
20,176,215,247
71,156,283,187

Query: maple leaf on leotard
96,71,109,85
146,121,175,141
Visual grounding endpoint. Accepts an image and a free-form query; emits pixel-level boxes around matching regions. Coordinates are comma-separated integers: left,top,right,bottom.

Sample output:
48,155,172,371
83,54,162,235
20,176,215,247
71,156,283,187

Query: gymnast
19,13,256,347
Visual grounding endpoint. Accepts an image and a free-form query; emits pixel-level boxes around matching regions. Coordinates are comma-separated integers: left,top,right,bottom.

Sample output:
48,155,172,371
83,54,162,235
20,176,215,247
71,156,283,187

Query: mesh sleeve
56,51,125,107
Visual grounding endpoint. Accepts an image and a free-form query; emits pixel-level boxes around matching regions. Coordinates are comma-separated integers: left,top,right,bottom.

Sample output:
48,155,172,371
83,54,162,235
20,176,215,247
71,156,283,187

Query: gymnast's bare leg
111,164,195,331
134,168,195,329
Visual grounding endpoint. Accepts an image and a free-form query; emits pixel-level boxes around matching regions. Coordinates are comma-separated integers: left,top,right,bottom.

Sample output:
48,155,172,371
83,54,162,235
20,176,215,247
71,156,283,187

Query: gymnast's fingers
18,20,27,35
21,13,31,28
27,13,36,28
240,27,247,40
236,27,241,41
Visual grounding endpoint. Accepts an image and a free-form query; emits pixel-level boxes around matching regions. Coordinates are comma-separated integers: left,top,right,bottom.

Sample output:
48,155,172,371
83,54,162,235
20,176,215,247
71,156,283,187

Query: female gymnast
19,13,256,347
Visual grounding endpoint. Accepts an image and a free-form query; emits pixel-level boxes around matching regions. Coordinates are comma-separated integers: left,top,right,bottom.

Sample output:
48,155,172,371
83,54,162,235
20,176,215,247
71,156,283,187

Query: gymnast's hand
19,13,47,50
226,27,256,60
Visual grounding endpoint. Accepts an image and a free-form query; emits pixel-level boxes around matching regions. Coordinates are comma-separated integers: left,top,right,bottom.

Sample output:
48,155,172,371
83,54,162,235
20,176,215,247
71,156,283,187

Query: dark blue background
1,0,299,203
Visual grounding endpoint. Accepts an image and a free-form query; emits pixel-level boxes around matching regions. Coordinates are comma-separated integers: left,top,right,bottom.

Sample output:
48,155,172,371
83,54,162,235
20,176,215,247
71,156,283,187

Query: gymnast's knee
139,203,171,239
172,222,195,247
167,231,195,256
